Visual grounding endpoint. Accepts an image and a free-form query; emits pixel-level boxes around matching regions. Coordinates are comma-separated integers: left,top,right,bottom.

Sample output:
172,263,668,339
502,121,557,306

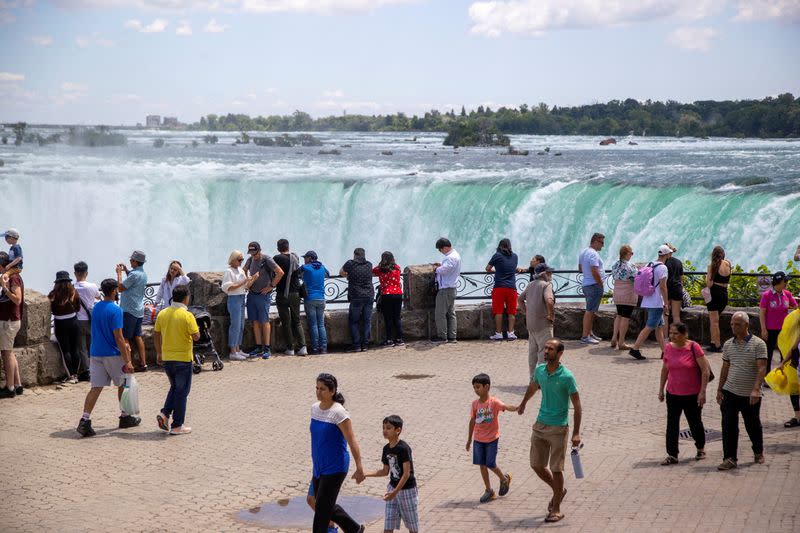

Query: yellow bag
765,367,800,396
778,310,800,358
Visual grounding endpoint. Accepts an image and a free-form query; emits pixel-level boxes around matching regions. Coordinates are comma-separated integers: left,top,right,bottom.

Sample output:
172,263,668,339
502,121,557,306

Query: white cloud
313,99,382,112
76,33,115,47
735,0,800,21
668,26,718,50
0,72,25,81
107,93,143,104
125,18,169,32
203,18,228,32
323,89,344,98
31,35,54,46
54,0,415,15
241,0,415,14
468,0,725,36
176,20,192,35
263,87,279,95
61,82,89,92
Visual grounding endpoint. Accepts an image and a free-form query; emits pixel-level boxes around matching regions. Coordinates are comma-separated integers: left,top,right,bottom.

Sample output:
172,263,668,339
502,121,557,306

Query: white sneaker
506,332,517,340
580,336,600,344
489,332,504,341
590,332,602,341
297,346,308,356
229,352,246,361
284,349,295,356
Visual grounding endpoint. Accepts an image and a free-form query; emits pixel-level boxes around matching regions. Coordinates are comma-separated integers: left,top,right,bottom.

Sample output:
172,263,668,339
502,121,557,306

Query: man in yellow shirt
154,285,199,435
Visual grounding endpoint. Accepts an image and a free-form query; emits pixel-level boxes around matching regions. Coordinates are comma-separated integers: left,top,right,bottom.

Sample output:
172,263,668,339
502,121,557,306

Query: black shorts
616,305,635,318
706,284,728,312
668,284,683,302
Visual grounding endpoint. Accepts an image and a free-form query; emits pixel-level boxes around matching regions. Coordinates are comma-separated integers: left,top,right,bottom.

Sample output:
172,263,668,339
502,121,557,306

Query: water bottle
571,444,584,479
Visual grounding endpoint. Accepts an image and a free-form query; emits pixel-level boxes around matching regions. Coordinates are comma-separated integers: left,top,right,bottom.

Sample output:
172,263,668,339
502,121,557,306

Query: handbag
701,286,712,304
691,341,714,382
375,286,383,313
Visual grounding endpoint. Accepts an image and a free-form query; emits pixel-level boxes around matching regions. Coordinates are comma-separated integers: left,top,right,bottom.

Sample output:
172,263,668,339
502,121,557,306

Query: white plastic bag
119,374,140,415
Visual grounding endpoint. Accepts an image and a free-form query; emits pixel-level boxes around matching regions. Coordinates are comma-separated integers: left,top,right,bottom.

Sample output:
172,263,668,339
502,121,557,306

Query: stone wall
2,269,764,385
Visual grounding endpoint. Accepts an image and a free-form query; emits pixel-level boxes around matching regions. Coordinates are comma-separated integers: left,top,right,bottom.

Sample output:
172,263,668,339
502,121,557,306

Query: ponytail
333,392,345,406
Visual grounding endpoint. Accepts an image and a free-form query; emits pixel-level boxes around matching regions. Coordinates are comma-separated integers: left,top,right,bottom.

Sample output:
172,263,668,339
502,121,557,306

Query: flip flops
548,488,567,513
545,512,565,523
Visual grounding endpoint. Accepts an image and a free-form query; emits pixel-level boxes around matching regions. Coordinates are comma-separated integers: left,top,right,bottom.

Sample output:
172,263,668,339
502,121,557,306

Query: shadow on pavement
49,427,116,439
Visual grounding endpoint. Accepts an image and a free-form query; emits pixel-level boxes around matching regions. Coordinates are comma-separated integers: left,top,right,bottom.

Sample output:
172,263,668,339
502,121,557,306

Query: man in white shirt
433,238,462,343
578,233,605,344
73,261,101,379
628,246,671,360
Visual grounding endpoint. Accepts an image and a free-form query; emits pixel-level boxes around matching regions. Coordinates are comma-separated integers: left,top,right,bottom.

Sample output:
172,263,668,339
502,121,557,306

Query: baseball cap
302,250,318,261
247,241,261,254
3,228,20,239
772,271,788,285
534,263,555,274
657,245,673,256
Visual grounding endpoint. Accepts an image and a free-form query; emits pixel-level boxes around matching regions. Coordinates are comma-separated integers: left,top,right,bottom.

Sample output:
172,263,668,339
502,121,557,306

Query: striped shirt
721,334,767,397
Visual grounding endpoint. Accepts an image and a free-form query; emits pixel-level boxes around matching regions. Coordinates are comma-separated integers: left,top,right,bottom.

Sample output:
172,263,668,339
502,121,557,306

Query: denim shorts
246,292,272,323
122,312,142,339
583,283,603,312
645,307,665,329
472,438,499,468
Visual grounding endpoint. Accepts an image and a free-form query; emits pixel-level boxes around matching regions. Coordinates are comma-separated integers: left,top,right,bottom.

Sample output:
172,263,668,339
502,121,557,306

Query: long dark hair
710,246,725,277
165,260,182,283
497,238,513,257
317,373,345,405
379,251,396,273
50,280,76,307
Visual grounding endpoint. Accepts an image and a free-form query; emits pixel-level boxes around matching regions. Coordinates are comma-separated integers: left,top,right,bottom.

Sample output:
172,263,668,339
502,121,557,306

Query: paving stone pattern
1,340,798,532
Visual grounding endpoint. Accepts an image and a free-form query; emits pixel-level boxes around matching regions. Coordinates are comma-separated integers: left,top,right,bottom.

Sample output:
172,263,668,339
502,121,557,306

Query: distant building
163,116,178,128
146,115,161,128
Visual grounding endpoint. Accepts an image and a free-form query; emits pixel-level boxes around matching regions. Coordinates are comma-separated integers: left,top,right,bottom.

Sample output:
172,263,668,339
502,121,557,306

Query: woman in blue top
486,238,519,341
310,373,366,533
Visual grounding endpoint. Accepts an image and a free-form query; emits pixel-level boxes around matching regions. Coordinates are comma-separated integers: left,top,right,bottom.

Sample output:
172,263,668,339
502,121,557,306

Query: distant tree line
187,94,800,138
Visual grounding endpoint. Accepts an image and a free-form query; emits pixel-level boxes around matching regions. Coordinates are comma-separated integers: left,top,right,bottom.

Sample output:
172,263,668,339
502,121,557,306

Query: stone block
1,342,66,386
16,289,51,346
404,264,436,310
188,271,228,316
399,309,431,341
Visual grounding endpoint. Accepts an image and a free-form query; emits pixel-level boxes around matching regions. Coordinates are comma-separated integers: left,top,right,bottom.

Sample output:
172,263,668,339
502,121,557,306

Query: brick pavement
1,339,799,532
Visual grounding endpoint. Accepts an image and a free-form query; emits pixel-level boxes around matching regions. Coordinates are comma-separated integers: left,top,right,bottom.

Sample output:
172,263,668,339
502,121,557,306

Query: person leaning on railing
706,246,732,353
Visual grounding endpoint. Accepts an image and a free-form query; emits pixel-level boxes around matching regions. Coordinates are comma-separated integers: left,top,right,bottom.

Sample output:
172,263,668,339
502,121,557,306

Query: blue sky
1,0,798,124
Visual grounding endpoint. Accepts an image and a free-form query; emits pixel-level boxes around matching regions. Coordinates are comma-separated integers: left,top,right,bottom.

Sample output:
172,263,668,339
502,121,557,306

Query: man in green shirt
518,339,582,523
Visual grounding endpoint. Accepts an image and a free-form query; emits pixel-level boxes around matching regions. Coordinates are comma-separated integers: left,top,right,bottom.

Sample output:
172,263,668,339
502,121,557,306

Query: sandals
548,488,567,513
695,450,706,461
784,417,800,428
545,512,565,523
660,456,679,466
156,413,170,432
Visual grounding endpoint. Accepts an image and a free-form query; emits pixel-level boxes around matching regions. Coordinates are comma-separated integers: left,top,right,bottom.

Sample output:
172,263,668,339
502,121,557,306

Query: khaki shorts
531,422,569,472
89,356,126,388
0,320,21,351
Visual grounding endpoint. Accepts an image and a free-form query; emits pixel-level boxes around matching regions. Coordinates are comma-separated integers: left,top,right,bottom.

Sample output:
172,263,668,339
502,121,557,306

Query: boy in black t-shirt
364,415,419,533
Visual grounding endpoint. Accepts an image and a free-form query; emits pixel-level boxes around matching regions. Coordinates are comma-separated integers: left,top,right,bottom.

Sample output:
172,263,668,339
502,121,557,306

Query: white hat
657,244,673,256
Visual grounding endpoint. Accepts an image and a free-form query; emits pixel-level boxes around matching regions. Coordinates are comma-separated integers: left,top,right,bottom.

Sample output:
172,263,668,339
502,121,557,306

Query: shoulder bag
691,341,715,382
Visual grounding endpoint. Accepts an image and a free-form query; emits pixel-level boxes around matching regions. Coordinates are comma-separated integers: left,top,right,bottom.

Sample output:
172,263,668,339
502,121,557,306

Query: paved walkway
1,340,799,532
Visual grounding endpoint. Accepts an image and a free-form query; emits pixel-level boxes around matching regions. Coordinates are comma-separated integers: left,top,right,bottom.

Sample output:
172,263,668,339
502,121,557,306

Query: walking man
717,311,768,470
116,250,148,371
244,241,283,358
273,239,307,356
518,339,582,523
76,279,139,437
340,248,374,352
155,285,200,435
578,233,604,344
518,263,555,376
433,237,462,343
628,246,671,360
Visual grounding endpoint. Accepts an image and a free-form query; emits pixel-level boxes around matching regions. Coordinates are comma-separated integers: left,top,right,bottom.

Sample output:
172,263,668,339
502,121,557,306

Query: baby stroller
189,306,224,374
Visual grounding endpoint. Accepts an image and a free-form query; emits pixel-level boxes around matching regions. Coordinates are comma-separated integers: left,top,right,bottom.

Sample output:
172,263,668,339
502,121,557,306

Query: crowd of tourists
2,226,800,531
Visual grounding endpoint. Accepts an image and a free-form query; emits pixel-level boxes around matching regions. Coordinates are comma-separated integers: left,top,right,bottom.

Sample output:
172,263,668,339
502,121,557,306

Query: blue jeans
227,294,245,348
348,298,373,349
162,361,193,428
304,299,327,351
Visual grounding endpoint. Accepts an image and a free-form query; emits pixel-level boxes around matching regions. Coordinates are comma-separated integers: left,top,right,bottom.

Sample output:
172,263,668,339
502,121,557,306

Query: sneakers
68,375,79,384
229,351,247,361
717,458,737,471
479,489,496,503
0,387,15,399
379,340,395,347
430,337,447,344
447,338,458,344
118,415,142,429
506,332,517,341
590,332,602,341
489,332,504,341
76,418,96,437
499,473,512,496
629,348,646,360
580,336,600,345
393,339,405,346
247,346,263,358
284,349,295,356
14,385,23,395
297,346,308,356
695,450,706,461
261,347,271,359
319,347,328,355
169,426,192,435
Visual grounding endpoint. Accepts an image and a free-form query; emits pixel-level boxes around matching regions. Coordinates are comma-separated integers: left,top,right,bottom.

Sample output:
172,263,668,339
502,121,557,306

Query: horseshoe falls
2,130,799,292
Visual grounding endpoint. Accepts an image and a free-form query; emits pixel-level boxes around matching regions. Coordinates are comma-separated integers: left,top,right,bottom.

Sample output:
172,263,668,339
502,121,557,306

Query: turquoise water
2,130,799,291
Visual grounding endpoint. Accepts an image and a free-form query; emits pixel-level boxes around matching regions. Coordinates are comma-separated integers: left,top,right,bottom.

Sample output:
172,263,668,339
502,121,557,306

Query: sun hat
130,250,146,263
54,271,72,283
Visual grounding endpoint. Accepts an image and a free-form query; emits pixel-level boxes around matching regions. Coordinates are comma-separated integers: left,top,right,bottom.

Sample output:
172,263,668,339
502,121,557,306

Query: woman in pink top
658,322,712,465
759,271,797,373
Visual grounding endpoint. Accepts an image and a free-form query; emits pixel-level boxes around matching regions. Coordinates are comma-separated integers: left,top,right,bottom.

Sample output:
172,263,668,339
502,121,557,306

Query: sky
1,0,799,124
